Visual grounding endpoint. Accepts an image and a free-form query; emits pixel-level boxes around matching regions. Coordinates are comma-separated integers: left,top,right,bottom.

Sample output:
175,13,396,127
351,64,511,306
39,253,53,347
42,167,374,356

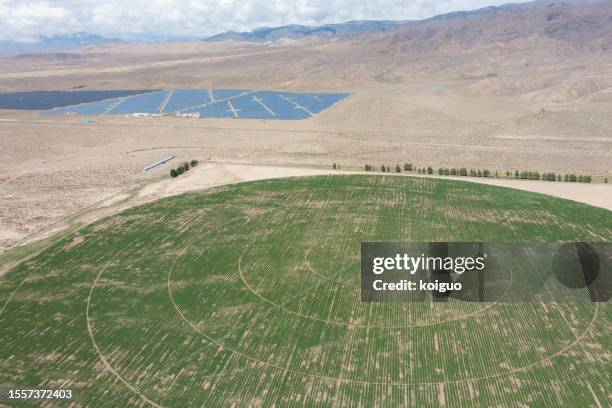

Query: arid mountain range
1,0,610,105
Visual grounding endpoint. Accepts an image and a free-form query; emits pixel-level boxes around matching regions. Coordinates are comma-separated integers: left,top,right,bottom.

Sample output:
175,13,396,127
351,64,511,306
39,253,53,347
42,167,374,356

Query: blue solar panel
230,94,276,119
279,92,349,114
107,91,169,114
0,90,155,110
41,89,349,120
41,97,123,116
250,91,310,120
184,101,233,118
211,89,248,101
162,89,210,113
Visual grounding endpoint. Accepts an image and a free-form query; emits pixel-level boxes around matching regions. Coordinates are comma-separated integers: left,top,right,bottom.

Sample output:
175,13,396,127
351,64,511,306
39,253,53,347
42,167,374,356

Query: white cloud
0,0,533,42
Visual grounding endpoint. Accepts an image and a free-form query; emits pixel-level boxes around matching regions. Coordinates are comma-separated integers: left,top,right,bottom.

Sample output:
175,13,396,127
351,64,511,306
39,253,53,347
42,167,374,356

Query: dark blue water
0,90,156,110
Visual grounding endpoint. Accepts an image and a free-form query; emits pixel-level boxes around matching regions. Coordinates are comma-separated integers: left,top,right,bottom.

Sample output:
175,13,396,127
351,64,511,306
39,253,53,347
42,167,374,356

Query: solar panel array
42,89,349,120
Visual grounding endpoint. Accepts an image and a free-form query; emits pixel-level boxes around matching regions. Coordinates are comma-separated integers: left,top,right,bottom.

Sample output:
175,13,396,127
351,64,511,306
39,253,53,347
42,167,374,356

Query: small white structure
175,112,200,119
144,155,175,171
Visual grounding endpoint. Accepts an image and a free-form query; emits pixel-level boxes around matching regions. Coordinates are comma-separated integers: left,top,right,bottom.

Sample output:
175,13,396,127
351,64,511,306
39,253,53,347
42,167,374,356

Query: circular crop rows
1,175,610,407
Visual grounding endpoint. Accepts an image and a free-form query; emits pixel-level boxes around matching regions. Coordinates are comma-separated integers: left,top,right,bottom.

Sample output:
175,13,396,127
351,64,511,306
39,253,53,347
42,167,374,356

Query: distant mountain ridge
0,32,123,55
204,2,541,42
205,20,408,42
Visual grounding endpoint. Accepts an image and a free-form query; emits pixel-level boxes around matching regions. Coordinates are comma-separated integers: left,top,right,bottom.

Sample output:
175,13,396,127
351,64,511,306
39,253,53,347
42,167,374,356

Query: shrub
568,174,577,182
332,163,337,169
404,163,413,171
459,168,468,176
396,164,401,173
381,165,386,172
170,169,177,178
190,159,198,167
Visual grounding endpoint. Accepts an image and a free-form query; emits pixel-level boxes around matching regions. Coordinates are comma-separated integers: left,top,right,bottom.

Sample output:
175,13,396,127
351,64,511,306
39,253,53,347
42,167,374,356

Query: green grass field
1,175,610,407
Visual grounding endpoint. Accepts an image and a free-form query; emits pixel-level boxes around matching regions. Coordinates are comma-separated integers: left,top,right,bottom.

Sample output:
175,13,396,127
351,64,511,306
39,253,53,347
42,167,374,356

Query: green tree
332,163,337,170
404,163,413,171
170,168,177,178
396,164,401,173
459,168,467,176
427,166,433,175
381,165,386,172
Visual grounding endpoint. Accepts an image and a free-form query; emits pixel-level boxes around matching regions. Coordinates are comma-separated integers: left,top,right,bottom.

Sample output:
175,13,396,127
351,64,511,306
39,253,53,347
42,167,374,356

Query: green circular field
0,175,610,407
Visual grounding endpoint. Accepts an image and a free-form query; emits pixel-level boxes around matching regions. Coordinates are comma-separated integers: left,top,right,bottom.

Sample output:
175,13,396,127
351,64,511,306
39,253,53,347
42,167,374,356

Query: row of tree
358,163,595,183
504,170,591,183
170,159,199,178
364,163,416,173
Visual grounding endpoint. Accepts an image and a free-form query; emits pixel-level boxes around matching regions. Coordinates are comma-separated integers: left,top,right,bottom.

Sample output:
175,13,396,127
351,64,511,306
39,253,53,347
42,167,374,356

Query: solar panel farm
38,89,349,120
0,175,610,406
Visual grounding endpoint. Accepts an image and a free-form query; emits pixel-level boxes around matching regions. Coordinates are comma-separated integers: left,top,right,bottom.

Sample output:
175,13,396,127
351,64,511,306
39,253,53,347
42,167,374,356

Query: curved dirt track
139,161,612,211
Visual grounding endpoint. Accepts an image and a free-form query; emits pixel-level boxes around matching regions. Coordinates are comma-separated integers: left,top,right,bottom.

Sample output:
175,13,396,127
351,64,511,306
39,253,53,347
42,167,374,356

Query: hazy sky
0,0,533,42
